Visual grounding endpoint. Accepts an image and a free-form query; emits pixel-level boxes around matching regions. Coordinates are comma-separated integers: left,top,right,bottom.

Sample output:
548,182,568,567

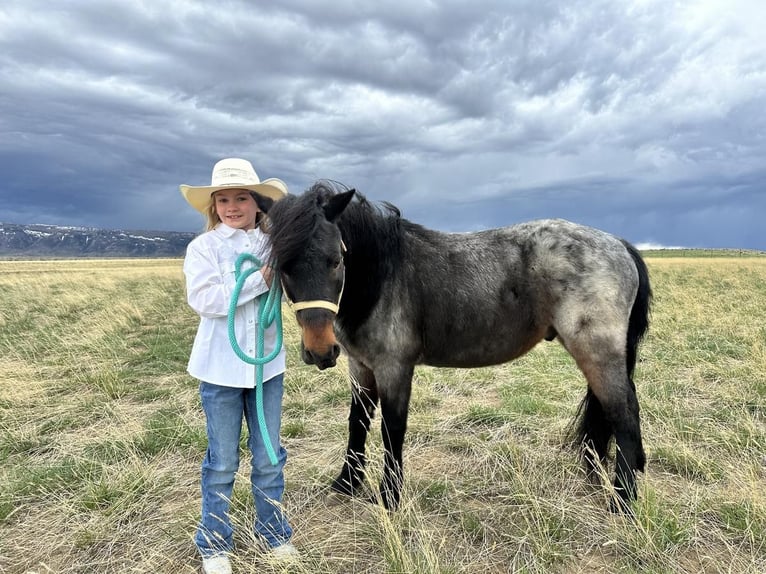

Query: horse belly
421,320,545,368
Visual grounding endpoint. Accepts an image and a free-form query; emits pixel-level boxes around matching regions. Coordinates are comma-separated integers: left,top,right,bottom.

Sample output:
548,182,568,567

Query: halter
283,240,346,314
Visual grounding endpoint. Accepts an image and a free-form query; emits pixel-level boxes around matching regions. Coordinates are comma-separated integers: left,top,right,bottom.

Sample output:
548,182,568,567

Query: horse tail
621,239,652,380
568,387,611,466
568,240,651,471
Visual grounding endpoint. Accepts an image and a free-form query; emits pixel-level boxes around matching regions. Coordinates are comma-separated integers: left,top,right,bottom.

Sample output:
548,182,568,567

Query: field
1,256,764,573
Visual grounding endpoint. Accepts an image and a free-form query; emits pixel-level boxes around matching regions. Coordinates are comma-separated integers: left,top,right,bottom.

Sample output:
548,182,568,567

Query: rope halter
283,240,346,314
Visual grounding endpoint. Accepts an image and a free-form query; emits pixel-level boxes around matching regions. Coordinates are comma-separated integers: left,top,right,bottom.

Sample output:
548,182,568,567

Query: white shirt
183,223,286,387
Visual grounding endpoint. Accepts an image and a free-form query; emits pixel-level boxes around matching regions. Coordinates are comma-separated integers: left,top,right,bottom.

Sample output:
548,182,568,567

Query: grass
0,256,765,573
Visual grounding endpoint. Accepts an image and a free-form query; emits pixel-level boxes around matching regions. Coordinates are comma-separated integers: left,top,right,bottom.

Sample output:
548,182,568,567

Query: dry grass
0,256,764,573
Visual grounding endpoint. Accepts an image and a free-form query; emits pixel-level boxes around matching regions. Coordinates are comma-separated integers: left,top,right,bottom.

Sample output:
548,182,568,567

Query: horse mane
265,184,327,269
267,180,404,271
332,185,403,269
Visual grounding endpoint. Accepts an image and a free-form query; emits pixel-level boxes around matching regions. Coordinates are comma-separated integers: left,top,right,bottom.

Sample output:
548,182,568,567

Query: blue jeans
194,375,293,556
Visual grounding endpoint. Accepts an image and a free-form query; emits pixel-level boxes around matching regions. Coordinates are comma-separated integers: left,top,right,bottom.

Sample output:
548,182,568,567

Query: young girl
180,158,297,574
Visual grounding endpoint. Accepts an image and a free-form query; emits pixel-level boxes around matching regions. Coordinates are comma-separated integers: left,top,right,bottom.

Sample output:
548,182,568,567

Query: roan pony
255,182,651,512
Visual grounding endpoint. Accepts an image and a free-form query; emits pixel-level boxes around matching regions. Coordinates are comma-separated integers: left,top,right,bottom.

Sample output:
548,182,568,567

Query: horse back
389,219,638,368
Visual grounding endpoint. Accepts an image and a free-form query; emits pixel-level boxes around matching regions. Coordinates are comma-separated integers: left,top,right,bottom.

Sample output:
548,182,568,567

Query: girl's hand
260,265,274,288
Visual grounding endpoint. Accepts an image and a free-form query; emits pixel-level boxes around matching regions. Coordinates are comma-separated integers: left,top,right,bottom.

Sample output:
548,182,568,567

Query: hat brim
179,179,288,213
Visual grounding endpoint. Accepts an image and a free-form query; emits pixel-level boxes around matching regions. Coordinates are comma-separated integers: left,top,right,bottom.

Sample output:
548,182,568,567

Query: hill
0,222,196,258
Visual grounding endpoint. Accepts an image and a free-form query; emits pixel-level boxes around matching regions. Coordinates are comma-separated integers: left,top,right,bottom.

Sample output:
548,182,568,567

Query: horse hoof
609,493,635,516
378,484,401,511
365,489,397,510
330,476,357,497
382,497,399,511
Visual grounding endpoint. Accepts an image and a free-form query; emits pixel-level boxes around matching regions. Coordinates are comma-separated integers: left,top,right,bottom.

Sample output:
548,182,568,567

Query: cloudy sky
1,0,764,249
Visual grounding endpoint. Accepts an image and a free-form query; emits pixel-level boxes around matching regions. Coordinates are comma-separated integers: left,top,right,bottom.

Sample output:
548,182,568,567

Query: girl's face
213,188,260,230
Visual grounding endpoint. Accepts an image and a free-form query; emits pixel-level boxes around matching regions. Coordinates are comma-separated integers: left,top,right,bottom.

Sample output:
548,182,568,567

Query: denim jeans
194,375,293,557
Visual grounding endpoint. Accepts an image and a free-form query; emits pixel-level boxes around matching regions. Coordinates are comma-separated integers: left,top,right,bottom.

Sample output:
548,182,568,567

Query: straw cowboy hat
180,158,288,213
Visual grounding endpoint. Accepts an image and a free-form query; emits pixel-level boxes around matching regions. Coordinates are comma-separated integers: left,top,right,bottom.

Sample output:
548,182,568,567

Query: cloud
635,243,685,250
0,0,764,248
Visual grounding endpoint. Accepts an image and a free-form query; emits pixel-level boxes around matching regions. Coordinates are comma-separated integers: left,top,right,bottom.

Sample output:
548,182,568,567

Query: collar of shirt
213,222,261,238
212,223,266,249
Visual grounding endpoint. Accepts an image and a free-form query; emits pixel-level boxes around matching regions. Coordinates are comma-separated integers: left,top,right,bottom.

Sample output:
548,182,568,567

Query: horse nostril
302,346,316,365
332,343,341,360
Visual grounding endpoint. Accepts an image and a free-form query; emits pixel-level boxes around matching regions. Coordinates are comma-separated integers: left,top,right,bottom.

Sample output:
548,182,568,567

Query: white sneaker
270,542,299,561
202,554,232,574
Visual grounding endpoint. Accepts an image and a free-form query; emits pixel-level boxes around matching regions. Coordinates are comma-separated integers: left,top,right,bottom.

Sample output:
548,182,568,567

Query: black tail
621,239,652,379
568,387,612,472
568,240,651,471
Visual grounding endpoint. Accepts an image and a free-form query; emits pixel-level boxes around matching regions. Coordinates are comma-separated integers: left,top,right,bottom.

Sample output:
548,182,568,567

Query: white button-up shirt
183,223,286,387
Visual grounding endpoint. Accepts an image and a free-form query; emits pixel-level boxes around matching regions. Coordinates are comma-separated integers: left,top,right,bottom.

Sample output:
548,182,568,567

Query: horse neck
336,208,401,329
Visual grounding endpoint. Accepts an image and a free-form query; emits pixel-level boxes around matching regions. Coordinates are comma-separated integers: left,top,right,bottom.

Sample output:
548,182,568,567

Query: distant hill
641,248,765,257
4,222,762,260
0,223,196,258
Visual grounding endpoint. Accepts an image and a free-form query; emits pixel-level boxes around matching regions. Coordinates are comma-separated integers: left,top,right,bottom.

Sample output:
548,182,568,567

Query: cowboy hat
179,158,288,213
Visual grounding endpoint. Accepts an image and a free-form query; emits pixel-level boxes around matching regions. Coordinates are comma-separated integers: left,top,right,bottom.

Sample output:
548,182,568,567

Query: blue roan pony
255,182,651,512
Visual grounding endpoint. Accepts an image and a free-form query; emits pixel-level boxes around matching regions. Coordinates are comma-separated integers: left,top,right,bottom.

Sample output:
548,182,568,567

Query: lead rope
227,252,282,466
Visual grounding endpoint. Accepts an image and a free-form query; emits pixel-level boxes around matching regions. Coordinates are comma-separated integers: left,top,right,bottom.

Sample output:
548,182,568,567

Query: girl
180,158,297,574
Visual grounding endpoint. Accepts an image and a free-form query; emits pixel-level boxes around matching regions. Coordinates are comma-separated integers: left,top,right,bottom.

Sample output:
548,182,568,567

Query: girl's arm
183,241,270,318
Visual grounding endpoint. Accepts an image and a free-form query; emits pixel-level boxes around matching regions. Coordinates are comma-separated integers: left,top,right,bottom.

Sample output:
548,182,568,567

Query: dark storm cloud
0,0,764,248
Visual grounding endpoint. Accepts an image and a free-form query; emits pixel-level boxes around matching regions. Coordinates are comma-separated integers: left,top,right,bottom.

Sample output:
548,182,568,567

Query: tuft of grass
135,407,207,457
715,499,766,543
283,420,308,438
652,445,725,483
461,405,512,427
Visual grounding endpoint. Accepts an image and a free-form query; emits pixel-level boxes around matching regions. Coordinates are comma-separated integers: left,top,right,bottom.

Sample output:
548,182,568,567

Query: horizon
3,220,766,254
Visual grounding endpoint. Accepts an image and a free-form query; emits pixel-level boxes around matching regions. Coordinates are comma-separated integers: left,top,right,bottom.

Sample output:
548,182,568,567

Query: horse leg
566,333,645,512
377,364,414,511
592,371,643,510
610,380,644,512
331,358,378,497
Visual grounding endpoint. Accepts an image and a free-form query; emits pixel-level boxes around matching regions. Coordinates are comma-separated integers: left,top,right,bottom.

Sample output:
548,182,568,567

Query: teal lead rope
227,252,283,466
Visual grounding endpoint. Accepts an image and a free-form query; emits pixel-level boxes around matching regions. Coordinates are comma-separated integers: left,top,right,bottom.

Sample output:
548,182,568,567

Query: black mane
267,181,402,268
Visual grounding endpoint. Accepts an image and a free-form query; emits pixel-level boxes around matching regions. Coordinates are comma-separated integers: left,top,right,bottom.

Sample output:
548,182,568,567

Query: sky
1,0,764,250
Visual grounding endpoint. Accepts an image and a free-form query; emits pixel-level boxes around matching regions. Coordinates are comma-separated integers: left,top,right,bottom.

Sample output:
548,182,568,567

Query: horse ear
323,189,356,222
252,193,275,214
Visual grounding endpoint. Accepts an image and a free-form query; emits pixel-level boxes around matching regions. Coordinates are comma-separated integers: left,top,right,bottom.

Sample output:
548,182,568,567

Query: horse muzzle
301,339,340,370
296,310,341,369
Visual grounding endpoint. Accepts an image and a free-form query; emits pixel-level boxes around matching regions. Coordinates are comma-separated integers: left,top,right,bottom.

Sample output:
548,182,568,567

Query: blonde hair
202,198,220,232
201,193,269,233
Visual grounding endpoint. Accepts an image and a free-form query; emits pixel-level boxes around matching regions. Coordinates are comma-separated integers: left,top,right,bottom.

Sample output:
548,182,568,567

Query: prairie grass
0,256,764,573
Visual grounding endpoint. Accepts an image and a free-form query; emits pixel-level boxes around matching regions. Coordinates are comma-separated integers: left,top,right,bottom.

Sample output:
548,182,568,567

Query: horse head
255,184,355,369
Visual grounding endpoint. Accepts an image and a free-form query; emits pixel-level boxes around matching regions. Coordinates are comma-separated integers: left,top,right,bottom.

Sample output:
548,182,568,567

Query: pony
254,182,651,512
